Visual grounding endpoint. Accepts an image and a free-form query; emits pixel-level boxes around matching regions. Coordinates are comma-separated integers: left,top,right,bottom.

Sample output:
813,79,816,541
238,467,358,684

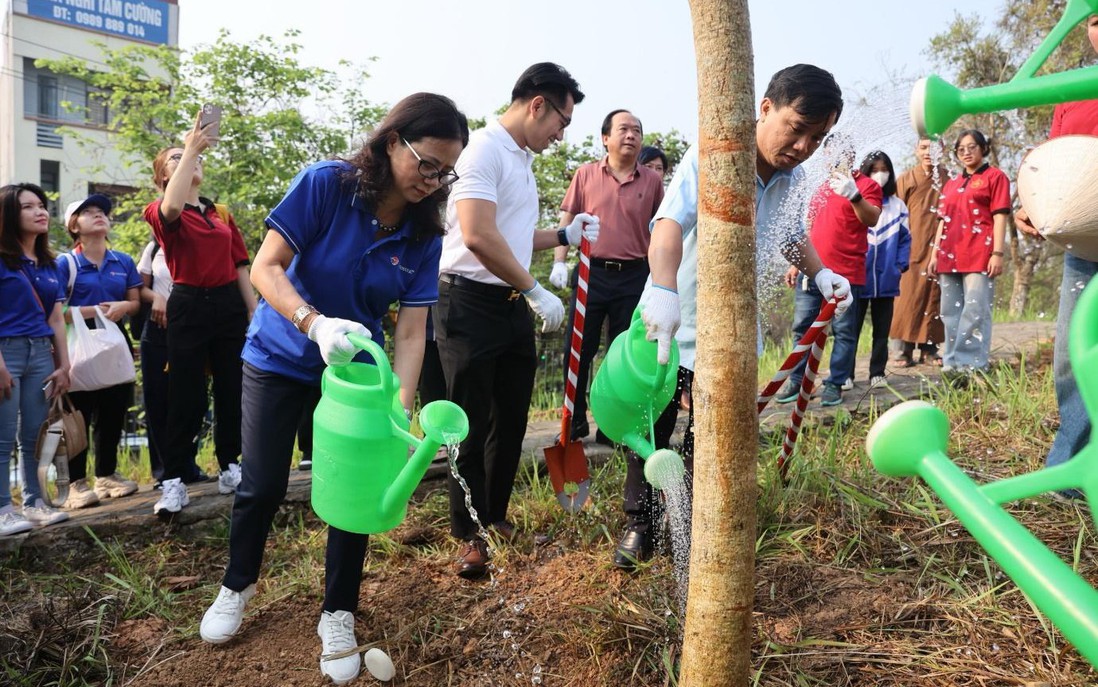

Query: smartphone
200,103,222,141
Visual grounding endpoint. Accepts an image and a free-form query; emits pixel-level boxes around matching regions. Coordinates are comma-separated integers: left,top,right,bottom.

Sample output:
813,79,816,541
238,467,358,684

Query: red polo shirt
143,198,250,287
805,171,882,285
1051,99,1098,137
560,158,664,260
935,164,1011,274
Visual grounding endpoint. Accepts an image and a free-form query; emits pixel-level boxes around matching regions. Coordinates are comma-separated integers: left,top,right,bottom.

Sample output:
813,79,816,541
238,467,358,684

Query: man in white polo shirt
435,62,599,579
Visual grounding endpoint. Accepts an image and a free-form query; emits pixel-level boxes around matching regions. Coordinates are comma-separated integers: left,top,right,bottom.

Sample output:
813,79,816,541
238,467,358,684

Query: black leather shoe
570,421,590,441
455,539,489,579
612,529,653,571
594,429,616,447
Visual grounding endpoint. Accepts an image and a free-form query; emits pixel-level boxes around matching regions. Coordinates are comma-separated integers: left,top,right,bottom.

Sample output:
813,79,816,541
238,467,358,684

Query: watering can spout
381,401,469,521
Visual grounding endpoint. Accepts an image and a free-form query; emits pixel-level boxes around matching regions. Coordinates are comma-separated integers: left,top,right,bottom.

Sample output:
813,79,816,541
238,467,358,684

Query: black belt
590,257,647,272
439,273,522,301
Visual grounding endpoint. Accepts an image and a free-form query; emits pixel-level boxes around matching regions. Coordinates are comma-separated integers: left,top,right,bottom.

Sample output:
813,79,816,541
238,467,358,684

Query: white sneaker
200,584,256,644
870,375,886,387
93,473,138,498
0,506,33,536
153,478,189,518
63,479,100,509
317,610,360,684
23,498,69,527
840,379,854,391
218,463,242,495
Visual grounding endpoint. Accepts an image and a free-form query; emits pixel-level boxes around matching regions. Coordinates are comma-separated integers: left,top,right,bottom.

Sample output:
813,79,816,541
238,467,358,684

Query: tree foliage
37,30,385,256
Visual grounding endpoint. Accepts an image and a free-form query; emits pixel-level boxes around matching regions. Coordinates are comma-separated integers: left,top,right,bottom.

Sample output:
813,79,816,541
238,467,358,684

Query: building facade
0,0,179,215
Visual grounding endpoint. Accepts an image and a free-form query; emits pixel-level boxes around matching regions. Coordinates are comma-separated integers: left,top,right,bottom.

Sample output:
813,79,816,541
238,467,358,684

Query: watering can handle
345,332,395,398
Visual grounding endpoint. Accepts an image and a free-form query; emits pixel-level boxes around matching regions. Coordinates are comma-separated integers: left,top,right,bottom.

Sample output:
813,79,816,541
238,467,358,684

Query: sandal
895,356,918,368
921,354,943,367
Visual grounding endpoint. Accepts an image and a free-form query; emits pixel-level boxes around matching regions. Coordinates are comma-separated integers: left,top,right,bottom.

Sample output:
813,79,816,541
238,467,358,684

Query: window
23,58,111,126
40,160,61,217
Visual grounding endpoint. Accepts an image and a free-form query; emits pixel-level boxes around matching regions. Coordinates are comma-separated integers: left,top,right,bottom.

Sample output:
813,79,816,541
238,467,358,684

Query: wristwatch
557,228,569,246
291,304,318,333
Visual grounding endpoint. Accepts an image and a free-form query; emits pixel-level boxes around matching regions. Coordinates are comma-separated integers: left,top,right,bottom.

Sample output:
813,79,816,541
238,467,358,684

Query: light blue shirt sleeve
651,144,698,237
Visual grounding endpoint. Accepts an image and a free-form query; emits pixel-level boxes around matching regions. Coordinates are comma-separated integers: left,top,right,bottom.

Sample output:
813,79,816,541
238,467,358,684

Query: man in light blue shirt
612,64,852,571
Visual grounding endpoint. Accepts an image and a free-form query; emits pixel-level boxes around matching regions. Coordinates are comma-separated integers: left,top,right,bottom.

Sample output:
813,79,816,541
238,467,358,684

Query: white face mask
871,171,890,188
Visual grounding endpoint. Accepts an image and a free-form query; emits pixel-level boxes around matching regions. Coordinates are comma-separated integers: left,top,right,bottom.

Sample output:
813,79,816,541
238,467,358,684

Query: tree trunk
1007,220,1045,317
681,1,758,685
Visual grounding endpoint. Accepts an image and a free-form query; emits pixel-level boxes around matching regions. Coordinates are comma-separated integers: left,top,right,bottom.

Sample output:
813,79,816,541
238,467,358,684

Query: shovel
544,235,592,512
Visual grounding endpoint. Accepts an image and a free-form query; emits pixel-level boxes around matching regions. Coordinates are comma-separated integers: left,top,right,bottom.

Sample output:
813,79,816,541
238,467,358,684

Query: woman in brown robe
890,138,948,365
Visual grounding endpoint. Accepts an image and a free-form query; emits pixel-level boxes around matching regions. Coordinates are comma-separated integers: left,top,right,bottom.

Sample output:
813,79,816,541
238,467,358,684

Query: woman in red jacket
928,129,1011,379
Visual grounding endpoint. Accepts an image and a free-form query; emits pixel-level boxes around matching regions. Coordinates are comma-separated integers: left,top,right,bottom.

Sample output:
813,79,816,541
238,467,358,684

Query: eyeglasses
402,138,459,186
169,153,205,164
955,145,981,154
544,98,572,129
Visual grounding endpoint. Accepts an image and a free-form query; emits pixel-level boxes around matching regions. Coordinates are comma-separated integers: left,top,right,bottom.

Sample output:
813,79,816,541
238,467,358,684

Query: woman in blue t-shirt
198,93,468,684
0,183,72,535
56,194,142,509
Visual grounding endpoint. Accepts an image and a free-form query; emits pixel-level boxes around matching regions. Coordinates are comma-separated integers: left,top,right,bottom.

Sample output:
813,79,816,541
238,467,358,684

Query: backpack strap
214,203,231,225
62,252,77,304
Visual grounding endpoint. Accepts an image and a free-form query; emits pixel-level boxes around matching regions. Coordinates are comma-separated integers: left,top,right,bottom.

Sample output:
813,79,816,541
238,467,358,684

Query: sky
176,0,1005,145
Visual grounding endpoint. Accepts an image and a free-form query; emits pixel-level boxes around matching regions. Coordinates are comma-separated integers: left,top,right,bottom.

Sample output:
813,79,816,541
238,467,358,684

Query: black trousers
68,381,134,481
418,338,447,408
434,277,537,540
223,364,358,612
162,283,247,480
141,319,205,482
563,263,649,430
623,366,695,533
854,297,895,379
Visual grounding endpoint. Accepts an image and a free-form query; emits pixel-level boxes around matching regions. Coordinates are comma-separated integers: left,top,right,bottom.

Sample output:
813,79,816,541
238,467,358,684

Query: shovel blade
543,439,590,513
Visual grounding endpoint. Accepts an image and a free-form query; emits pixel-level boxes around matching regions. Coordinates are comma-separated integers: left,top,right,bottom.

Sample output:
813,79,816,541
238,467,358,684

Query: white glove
522,281,565,333
639,285,681,365
307,315,371,366
549,261,570,290
827,172,860,201
563,212,600,246
813,268,852,317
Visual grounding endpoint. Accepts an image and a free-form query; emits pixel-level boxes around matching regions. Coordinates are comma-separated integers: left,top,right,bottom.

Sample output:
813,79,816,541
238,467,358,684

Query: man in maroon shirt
549,109,664,441
777,136,881,406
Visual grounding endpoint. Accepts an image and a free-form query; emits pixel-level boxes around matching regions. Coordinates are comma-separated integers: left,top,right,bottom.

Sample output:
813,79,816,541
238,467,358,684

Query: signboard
24,0,171,45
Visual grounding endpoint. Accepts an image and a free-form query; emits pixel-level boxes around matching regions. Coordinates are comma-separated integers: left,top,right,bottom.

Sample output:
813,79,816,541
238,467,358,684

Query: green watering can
311,333,469,534
866,279,1098,669
590,308,685,489
910,0,1098,136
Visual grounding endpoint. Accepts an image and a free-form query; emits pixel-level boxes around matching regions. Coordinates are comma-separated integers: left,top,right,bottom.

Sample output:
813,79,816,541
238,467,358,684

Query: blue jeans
938,272,993,371
788,275,864,389
0,337,54,507
1046,254,1098,468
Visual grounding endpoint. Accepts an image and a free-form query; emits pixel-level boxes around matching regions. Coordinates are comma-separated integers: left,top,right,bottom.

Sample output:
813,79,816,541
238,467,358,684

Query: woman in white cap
57,193,141,508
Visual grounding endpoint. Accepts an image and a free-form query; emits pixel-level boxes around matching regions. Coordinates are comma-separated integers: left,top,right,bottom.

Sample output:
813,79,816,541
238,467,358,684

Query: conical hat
1017,135,1098,261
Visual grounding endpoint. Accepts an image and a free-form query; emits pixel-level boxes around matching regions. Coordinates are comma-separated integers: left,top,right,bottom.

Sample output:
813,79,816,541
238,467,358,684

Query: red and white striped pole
562,236,592,437
756,298,839,478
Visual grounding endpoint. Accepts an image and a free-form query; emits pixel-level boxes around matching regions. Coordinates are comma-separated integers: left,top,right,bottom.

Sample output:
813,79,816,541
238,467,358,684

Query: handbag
68,307,136,392
35,394,86,507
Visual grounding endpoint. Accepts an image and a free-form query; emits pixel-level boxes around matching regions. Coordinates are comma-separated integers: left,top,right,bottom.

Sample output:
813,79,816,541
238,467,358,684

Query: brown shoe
455,539,489,579
490,520,517,543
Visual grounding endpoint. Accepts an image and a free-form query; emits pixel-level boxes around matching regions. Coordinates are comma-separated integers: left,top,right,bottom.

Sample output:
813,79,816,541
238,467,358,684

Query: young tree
680,0,757,684
37,30,383,256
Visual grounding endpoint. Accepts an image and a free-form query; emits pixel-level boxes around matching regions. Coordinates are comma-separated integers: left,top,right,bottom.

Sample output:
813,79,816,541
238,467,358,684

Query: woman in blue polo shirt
197,92,468,683
0,183,72,535
56,194,142,509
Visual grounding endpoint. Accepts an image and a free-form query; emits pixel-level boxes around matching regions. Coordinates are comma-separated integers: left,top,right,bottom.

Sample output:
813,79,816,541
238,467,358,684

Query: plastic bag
68,308,136,392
